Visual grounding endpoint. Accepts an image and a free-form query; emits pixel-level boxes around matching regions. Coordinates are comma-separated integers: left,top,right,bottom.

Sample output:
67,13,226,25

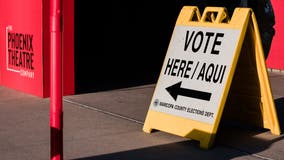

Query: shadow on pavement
72,132,284,160
71,127,284,160
72,140,248,160
216,123,284,155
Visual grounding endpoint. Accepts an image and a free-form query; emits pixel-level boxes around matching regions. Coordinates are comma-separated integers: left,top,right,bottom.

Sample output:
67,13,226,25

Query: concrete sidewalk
0,71,284,160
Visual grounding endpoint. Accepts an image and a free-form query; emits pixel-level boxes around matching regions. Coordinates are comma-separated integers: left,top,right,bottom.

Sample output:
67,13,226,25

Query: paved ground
0,71,284,160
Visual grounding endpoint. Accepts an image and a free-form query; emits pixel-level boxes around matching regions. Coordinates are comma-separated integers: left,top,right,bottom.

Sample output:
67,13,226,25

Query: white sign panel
150,26,241,124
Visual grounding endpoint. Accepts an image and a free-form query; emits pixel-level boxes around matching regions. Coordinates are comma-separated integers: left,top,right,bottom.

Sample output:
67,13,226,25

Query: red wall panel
266,0,284,70
0,0,74,97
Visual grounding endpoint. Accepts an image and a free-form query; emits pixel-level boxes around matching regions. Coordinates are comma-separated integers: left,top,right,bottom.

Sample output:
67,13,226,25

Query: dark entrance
74,1,183,93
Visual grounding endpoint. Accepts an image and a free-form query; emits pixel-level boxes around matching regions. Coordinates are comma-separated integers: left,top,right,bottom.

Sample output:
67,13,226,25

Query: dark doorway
74,1,182,93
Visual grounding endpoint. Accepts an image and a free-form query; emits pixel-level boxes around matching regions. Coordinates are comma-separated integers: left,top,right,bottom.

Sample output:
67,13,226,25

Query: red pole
50,0,63,159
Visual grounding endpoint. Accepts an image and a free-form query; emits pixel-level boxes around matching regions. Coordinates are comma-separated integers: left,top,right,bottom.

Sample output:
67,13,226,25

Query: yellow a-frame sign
143,6,281,149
